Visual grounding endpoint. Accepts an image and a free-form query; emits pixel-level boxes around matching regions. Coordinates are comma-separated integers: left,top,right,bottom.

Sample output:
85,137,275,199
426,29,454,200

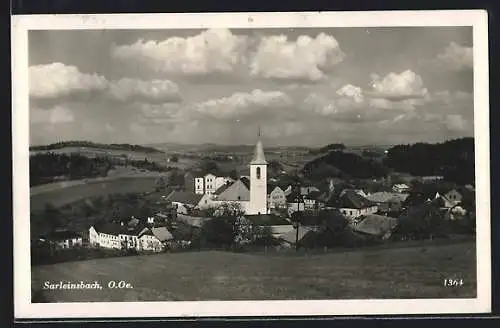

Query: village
34,138,476,260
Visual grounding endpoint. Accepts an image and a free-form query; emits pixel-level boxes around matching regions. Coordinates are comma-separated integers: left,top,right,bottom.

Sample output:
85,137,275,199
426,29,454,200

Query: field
32,240,476,302
30,177,158,212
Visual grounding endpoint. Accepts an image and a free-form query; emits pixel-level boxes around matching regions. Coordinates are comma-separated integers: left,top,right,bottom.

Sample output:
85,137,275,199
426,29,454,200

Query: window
256,167,261,179
237,196,241,200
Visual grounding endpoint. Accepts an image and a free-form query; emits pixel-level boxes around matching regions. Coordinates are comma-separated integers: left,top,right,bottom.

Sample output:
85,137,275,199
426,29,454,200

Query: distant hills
30,141,164,154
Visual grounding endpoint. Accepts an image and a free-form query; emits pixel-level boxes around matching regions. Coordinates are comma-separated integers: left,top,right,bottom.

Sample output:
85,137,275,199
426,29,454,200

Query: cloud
193,89,293,120
111,29,249,76
108,78,182,103
368,70,429,100
29,63,183,107
249,33,345,82
111,29,345,82
436,42,473,71
336,84,364,103
29,63,108,100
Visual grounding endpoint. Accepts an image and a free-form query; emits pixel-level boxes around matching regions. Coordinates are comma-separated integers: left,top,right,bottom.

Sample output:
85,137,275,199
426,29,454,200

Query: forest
30,153,113,186
30,140,164,154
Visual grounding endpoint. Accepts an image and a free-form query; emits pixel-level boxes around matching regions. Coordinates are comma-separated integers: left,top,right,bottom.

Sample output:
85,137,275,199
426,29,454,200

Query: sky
28,27,474,147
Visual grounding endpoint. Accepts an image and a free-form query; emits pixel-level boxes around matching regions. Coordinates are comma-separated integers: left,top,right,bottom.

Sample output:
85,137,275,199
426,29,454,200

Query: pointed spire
251,140,267,165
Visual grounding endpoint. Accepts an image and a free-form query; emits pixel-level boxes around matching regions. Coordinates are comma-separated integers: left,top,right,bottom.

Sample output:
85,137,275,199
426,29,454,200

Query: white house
89,223,173,252
204,173,217,194
195,174,234,195
194,176,205,195
267,185,287,209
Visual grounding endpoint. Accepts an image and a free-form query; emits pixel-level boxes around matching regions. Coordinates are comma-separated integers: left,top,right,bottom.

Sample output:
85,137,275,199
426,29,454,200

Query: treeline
302,151,389,181
309,143,346,155
30,140,164,154
30,153,113,186
383,138,474,185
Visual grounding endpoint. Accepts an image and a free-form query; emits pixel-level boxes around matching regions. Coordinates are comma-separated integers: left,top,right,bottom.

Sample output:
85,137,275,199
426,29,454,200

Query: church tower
248,130,268,215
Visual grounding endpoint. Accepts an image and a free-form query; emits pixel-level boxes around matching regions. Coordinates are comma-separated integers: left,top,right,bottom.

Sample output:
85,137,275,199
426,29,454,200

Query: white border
12,10,491,319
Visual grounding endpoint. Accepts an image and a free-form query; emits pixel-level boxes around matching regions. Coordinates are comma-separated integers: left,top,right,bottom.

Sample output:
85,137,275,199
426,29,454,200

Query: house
300,186,320,196
303,190,323,210
392,183,410,193
89,222,173,252
286,188,306,215
137,226,174,252
366,192,409,214
215,176,235,190
352,214,399,240
339,188,368,198
267,185,287,209
39,230,83,249
325,190,378,220
443,189,463,205
166,191,205,214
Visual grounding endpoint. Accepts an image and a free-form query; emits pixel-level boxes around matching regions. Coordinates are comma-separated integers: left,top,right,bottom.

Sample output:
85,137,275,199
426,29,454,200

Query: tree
42,203,63,230
170,155,179,163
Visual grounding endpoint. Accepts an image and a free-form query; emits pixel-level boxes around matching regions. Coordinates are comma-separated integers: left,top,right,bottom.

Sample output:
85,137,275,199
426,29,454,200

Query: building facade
247,140,268,215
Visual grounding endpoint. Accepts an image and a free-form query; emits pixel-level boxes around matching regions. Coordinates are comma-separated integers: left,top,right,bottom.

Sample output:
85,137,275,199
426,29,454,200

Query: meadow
32,240,476,302
30,177,158,212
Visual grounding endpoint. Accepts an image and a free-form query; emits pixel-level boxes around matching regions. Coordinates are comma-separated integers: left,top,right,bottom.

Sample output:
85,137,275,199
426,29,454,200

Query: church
198,139,269,215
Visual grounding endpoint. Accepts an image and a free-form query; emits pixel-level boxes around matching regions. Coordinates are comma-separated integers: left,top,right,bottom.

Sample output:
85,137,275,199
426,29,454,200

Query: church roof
250,140,267,165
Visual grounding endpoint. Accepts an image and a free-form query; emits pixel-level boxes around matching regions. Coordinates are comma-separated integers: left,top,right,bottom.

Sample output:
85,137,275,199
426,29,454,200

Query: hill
32,240,475,302
383,137,474,185
30,141,164,154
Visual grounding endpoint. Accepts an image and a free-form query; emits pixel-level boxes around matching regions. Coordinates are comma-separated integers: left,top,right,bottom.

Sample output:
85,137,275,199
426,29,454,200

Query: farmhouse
325,190,378,220
366,192,409,214
166,191,205,214
352,214,399,240
39,230,83,249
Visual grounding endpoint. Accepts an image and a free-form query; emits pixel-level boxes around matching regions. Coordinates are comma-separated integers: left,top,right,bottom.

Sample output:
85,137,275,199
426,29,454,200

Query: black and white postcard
12,10,491,319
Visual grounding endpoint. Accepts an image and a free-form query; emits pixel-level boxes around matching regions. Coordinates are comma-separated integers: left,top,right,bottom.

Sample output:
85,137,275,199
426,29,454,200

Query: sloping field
32,241,476,302
30,177,157,212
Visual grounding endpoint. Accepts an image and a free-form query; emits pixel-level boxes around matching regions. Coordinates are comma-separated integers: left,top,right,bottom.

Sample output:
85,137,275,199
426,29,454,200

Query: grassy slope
32,241,476,302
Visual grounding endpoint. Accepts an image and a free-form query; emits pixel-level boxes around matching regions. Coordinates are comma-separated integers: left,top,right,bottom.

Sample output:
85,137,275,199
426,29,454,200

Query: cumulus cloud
108,78,182,103
249,33,345,82
193,89,293,120
111,29,345,82
336,84,364,103
111,29,249,76
29,63,183,107
436,42,473,71
29,63,108,100
368,70,429,100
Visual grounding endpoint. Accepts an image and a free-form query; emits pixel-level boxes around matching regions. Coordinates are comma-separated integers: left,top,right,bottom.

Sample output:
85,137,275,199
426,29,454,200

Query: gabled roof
245,214,291,226
367,192,409,203
214,182,233,195
286,188,304,203
353,214,398,237
166,191,204,206
338,191,375,209
151,227,174,242
93,222,144,236
304,190,322,200
250,140,267,165
240,177,251,189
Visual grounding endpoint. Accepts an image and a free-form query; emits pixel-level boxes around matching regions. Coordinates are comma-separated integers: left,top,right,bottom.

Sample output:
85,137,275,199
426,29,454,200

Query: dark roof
305,190,322,200
166,191,204,205
240,177,250,189
286,189,304,203
245,214,291,226
214,182,233,195
353,215,399,237
42,230,81,241
335,191,374,209
93,222,144,236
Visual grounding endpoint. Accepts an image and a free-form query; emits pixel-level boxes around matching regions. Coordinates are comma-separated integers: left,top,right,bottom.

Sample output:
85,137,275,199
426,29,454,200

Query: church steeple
251,125,267,165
